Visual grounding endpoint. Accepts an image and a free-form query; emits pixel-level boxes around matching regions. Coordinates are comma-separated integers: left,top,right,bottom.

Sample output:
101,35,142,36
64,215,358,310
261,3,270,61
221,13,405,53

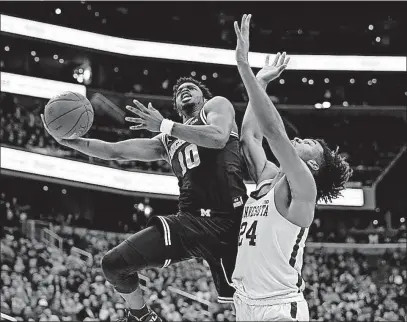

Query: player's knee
101,246,141,294
101,247,124,281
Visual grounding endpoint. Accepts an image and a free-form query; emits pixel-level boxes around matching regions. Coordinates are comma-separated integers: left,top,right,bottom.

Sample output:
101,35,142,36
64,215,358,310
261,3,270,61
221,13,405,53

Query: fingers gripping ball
44,92,94,139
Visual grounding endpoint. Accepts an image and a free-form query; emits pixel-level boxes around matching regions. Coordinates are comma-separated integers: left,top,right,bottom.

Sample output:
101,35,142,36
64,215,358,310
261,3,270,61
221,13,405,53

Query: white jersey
232,179,309,305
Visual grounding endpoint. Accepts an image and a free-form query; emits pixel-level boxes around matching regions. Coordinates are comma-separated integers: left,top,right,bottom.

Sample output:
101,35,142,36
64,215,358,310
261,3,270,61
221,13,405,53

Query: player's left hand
256,52,291,85
234,14,252,64
125,100,164,132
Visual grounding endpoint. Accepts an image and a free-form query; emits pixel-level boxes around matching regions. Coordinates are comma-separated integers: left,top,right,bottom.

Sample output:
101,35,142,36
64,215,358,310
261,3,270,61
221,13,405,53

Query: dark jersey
159,107,247,215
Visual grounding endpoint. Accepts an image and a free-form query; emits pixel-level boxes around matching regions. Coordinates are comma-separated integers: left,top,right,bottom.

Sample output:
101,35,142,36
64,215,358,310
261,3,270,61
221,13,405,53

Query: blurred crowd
2,93,406,186
1,178,406,322
2,186,406,244
1,225,406,322
303,248,406,321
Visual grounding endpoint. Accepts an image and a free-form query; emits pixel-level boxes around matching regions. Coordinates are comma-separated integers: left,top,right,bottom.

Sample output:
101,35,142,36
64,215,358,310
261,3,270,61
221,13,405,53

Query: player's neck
182,102,205,123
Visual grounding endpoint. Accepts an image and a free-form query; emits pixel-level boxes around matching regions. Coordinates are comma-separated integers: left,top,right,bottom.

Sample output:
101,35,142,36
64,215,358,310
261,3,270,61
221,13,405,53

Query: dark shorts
147,211,241,304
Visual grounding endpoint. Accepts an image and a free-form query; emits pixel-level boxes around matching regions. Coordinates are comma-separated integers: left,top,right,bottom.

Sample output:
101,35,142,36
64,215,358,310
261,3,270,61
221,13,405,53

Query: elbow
214,136,228,149
212,131,229,149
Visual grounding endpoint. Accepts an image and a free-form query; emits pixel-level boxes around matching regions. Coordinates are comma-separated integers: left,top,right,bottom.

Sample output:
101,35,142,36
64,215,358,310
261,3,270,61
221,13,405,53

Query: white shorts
234,295,310,321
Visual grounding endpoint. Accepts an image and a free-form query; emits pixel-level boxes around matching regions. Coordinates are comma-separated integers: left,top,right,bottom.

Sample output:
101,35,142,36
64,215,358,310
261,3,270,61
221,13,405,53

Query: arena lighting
1,15,405,72
322,101,331,108
0,147,364,207
0,72,86,99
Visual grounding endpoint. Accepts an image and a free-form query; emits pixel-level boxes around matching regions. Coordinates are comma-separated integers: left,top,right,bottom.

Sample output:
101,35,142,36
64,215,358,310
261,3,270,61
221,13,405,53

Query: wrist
160,119,175,136
237,59,250,66
257,78,268,89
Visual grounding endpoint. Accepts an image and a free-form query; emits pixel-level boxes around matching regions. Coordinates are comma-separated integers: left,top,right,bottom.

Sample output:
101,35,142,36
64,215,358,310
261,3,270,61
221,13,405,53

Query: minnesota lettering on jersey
242,200,269,218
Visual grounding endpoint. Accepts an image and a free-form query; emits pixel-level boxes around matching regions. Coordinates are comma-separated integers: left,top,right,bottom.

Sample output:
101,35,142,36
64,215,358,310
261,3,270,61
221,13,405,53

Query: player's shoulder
205,96,233,108
204,96,234,114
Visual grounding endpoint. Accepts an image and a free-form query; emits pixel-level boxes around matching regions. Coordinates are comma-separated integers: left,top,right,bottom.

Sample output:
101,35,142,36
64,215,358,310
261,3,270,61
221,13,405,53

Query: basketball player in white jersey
230,14,352,321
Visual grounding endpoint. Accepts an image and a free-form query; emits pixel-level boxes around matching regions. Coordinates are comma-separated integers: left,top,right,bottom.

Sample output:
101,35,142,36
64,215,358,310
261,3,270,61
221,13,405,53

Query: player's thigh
260,301,309,321
296,300,310,321
233,294,252,321
146,214,192,268
207,258,236,304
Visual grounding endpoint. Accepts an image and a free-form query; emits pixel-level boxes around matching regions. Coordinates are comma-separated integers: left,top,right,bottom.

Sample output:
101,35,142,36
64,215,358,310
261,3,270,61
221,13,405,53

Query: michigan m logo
200,209,211,217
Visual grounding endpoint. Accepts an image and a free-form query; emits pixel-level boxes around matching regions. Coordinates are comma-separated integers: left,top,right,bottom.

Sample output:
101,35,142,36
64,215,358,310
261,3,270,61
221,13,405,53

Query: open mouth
181,92,192,103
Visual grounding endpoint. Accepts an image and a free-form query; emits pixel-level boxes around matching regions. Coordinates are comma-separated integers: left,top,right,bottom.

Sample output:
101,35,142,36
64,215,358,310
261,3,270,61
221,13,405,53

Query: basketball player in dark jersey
41,78,247,321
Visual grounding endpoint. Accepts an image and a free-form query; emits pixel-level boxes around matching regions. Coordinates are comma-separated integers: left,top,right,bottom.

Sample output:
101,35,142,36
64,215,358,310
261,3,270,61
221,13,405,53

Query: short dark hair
172,77,213,111
314,139,353,203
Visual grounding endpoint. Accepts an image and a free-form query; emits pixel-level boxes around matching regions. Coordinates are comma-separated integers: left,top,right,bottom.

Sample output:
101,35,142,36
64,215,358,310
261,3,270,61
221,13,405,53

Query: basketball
44,91,94,140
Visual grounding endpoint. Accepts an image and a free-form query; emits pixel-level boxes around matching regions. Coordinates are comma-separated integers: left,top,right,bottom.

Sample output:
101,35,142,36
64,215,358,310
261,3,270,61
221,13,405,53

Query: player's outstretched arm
241,101,278,184
241,52,290,183
64,137,165,161
41,114,165,161
234,14,316,226
125,97,234,149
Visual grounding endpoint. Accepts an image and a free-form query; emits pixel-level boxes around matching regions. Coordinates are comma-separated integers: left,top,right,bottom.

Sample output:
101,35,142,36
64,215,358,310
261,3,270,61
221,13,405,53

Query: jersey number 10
178,144,201,176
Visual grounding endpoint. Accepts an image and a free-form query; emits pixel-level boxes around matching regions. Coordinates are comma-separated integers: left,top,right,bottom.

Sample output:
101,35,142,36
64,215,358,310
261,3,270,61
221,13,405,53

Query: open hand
125,100,164,133
256,52,290,85
234,14,252,64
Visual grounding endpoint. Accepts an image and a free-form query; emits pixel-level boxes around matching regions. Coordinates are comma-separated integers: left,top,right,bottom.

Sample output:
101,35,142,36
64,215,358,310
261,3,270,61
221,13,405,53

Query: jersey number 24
178,144,201,176
238,220,258,246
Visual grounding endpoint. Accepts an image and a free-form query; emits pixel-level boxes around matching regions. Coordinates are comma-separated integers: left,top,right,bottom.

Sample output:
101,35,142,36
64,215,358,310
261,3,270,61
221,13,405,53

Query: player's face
175,82,204,112
291,137,324,170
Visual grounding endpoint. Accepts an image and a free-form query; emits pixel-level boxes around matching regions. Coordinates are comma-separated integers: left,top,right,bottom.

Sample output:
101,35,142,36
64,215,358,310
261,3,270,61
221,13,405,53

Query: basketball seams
49,98,82,103
61,111,88,138
85,110,91,132
44,92,93,139
46,104,84,125
72,92,85,101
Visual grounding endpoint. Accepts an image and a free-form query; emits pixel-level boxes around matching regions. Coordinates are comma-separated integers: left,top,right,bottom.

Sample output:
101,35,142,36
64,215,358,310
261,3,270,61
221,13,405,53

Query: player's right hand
234,14,252,64
256,52,290,85
40,114,64,144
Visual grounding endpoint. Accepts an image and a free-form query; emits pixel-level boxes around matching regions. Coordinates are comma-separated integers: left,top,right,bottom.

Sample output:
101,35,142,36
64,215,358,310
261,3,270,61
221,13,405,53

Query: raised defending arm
234,14,316,227
241,102,278,184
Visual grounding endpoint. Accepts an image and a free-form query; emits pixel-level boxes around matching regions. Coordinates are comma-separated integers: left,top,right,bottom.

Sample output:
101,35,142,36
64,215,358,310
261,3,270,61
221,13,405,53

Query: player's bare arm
41,114,165,161
241,53,291,184
125,97,234,149
241,103,278,184
235,14,316,226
